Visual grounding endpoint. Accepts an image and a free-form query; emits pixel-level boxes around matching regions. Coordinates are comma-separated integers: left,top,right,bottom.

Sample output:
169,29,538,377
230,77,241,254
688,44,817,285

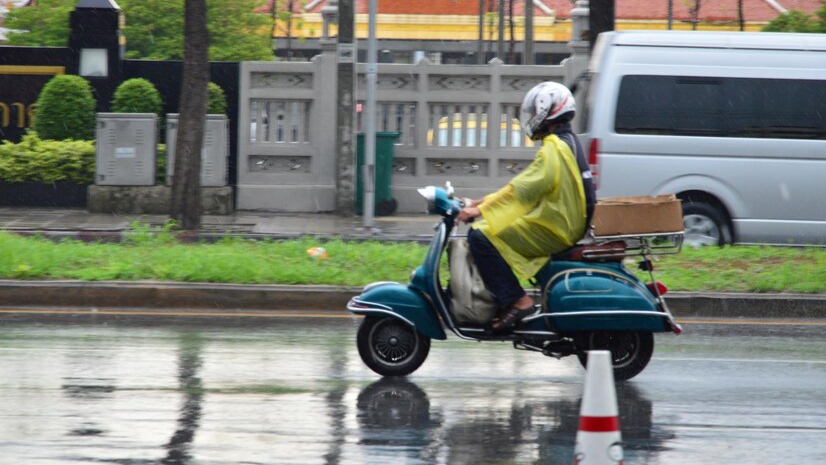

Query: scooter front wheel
575,331,654,382
357,316,431,377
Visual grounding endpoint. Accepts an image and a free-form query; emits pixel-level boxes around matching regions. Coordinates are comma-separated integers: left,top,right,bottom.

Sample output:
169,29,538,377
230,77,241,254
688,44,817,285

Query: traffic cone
572,350,624,465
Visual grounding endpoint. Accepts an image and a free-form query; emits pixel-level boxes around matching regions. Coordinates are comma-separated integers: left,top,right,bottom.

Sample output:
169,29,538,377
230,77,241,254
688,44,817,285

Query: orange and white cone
572,350,624,465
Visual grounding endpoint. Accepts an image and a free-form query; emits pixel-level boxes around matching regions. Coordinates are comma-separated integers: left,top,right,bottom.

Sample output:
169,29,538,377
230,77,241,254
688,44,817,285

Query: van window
615,75,826,140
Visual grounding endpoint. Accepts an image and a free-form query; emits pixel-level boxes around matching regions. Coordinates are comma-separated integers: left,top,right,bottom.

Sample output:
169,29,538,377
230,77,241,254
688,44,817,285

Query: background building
267,0,824,63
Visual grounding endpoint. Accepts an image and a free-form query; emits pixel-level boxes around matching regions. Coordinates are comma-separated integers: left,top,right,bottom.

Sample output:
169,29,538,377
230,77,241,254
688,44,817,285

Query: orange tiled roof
548,0,823,21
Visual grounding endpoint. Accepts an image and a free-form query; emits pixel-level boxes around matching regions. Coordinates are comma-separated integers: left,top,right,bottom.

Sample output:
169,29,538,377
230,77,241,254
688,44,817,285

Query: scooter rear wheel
575,331,654,381
357,316,431,377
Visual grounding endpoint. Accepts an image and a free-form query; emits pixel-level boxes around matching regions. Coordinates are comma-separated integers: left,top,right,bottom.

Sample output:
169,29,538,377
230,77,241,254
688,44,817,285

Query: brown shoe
489,306,534,333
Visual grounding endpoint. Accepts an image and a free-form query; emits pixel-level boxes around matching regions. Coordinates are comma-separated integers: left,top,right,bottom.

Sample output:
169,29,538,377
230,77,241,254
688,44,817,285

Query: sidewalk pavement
1,206,825,320
0,207,441,243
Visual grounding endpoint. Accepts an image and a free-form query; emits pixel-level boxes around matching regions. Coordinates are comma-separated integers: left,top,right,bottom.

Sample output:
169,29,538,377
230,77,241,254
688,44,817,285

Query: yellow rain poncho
472,134,587,279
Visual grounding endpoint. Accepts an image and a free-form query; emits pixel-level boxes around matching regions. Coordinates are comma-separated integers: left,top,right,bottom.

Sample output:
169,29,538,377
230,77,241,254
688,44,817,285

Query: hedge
0,133,173,185
0,132,96,184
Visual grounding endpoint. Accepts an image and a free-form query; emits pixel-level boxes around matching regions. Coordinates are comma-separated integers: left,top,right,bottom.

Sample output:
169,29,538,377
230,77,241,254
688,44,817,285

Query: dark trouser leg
467,228,526,308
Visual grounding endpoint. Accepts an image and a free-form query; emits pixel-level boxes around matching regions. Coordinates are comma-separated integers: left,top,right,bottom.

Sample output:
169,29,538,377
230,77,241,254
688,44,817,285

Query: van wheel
682,202,731,247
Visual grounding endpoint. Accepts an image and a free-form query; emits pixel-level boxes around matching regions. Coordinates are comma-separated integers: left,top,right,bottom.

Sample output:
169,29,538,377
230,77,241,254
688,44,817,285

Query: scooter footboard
347,282,447,340
543,268,672,333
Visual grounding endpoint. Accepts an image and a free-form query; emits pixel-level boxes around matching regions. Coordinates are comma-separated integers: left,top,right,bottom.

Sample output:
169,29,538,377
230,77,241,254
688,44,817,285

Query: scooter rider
457,81,597,332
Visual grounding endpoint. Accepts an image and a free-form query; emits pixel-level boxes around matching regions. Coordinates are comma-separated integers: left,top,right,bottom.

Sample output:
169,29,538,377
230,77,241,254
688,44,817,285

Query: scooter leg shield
347,283,447,340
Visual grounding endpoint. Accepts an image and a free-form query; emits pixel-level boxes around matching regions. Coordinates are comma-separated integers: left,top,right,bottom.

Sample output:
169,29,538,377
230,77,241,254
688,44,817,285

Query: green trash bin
356,132,400,216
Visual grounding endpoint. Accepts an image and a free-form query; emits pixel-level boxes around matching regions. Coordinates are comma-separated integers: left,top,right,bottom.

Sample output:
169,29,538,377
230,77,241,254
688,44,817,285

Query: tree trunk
738,0,745,31
335,0,356,216
171,0,209,231
507,0,516,63
691,0,702,30
271,0,277,56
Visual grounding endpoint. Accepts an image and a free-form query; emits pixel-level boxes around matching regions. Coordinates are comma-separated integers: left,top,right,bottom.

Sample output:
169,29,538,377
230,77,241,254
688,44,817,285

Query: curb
666,291,826,319
0,280,357,313
2,280,826,319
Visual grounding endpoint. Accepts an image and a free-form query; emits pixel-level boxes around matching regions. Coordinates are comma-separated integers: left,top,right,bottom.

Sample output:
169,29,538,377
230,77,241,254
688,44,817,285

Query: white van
576,31,826,246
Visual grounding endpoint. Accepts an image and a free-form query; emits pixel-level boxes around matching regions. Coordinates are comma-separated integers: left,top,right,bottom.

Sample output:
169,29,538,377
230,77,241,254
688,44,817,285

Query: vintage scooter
347,183,683,381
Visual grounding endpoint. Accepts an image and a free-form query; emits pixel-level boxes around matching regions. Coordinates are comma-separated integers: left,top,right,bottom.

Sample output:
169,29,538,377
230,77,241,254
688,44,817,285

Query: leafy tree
271,0,308,60
5,0,273,61
34,75,97,141
3,0,74,46
111,78,164,117
763,6,826,33
117,0,186,60
118,0,271,61
205,0,272,61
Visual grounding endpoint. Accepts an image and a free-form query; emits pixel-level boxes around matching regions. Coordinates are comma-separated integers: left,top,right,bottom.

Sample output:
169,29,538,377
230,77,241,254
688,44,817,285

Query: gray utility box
165,114,229,187
95,113,157,186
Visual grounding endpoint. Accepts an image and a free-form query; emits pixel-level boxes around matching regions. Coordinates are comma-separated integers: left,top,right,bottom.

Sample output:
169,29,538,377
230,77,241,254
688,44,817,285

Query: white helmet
519,81,576,140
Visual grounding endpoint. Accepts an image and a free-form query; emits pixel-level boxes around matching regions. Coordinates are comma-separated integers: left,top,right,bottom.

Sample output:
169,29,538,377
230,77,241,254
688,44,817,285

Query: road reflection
355,377,660,464
357,377,441,463
161,333,204,465
2,318,823,464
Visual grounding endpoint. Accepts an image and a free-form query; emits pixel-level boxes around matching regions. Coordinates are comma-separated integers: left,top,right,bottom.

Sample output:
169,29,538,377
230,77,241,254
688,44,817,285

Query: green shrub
34,75,97,141
0,132,95,184
763,5,826,32
156,143,167,183
111,78,164,117
207,82,227,115
763,9,820,32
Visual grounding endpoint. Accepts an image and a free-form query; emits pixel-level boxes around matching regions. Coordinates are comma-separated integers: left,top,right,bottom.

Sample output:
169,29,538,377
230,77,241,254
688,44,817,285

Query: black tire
682,201,731,247
357,317,431,377
575,331,654,381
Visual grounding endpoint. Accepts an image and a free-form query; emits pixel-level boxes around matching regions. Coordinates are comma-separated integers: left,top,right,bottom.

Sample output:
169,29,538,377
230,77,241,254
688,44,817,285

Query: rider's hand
462,197,484,208
458,207,481,224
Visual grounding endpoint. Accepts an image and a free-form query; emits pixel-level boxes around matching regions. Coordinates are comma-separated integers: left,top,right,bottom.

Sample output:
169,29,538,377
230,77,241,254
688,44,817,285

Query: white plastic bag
447,238,498,324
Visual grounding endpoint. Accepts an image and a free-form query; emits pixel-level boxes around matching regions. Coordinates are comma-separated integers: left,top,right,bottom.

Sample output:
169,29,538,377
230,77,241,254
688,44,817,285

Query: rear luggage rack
580,230,684,259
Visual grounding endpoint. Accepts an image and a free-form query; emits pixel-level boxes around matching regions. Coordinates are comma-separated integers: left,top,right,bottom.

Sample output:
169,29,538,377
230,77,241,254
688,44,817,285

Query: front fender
347,282,447,340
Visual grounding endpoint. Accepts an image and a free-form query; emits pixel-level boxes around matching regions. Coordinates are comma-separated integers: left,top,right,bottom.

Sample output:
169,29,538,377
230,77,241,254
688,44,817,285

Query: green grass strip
3,230,826,293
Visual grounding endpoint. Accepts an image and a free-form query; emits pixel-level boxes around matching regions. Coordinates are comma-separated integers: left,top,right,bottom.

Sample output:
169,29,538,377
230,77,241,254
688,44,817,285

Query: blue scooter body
530,260,671,333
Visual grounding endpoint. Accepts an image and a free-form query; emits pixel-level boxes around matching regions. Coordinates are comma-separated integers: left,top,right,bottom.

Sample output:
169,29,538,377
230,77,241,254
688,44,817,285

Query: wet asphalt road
0,314,824,465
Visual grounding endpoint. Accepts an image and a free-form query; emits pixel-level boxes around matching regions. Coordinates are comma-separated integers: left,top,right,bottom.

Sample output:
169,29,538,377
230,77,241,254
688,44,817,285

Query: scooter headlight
418,183,459,216
417,186,438,214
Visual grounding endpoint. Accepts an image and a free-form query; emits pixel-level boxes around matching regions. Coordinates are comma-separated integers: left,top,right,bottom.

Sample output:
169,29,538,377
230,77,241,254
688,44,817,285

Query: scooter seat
551,240,627,262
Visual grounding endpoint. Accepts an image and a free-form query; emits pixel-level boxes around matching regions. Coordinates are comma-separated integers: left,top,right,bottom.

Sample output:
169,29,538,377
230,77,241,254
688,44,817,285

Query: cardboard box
592,194,683,236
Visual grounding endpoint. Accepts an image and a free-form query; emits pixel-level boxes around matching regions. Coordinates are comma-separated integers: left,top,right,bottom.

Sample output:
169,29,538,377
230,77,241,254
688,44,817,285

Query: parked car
575,30,826,246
